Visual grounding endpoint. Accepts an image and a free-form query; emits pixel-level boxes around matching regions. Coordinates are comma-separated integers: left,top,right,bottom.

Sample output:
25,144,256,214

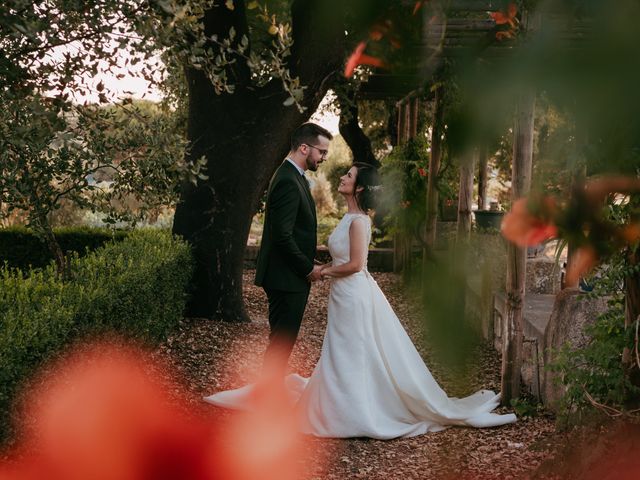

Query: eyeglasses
303,143,329,158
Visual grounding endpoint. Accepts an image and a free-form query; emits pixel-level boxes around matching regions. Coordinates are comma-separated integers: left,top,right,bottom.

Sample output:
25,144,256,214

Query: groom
255,122,333,378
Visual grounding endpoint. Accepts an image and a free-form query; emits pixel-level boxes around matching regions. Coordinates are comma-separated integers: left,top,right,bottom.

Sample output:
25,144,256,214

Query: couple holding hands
206,122,516,439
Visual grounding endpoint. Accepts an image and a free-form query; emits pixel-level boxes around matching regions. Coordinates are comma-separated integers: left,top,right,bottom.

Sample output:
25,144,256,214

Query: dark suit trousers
262,286,310,376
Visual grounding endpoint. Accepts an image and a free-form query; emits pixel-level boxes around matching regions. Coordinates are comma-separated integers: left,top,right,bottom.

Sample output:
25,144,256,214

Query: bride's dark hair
353,162,381,213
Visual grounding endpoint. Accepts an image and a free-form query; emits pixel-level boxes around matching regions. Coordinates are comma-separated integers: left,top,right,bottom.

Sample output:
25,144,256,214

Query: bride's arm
321,218,367,278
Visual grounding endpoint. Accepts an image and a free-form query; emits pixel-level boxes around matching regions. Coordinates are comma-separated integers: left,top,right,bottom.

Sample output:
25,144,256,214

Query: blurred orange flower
418,167,427,177
490,3,518,41
3,343,218,480
620,223,640,243
344,42,386,78
496,30,516,41
413,1,428,16
1,341,309,480
217,346,305,480
501,197,558,247
565,246,598,287
369,29,384,41
367,20,401,49
583,175,640,205
490,3,518,28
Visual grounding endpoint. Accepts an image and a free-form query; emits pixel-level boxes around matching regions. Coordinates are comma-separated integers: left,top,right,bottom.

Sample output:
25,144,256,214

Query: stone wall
526,258,561,294
541,289,608,410
469,249,608,407
488,288,608,406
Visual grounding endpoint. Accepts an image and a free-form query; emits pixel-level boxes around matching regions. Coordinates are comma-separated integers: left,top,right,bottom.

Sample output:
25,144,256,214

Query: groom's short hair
291,122,333,151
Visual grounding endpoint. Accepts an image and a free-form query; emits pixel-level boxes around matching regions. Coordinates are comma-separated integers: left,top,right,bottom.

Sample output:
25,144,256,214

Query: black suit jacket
255,161,317,292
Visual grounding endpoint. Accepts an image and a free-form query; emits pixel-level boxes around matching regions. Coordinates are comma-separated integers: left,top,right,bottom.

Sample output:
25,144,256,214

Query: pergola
356,0,590,402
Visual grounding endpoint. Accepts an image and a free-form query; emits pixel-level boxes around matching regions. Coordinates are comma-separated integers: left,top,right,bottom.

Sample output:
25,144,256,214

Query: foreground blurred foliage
0,230,192,442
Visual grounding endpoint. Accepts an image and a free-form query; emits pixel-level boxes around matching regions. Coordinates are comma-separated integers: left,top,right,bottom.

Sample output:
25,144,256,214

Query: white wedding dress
205,213,516,439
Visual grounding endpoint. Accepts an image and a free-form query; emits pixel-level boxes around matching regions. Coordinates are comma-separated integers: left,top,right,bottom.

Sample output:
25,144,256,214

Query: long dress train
204,213,516,439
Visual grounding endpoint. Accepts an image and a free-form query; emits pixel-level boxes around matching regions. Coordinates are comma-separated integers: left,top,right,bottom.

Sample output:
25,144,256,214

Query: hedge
0,226,129,270
0,229,193,441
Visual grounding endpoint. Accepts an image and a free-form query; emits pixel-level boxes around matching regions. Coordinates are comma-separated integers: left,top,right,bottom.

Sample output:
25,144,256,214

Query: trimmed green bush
0,229,193,441
0,226,129,270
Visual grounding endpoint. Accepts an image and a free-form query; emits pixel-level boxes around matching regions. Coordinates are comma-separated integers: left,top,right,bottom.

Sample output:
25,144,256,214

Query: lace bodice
327,213,371,269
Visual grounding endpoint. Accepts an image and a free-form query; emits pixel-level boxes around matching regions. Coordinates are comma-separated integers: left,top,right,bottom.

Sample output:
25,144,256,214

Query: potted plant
473,202,505,231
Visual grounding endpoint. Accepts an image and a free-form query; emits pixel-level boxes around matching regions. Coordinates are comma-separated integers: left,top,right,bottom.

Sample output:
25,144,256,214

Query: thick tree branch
338,96,379,167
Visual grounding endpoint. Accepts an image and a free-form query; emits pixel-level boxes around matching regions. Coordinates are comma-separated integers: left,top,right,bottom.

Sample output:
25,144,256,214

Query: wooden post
396,103,406,146
403,102,411,143
402,99,416,274
457,150,476,241
477,146,488,211
394,102,411,272
425,88,444,250
409,97,419,139
501,90,535,403
393,104,403,272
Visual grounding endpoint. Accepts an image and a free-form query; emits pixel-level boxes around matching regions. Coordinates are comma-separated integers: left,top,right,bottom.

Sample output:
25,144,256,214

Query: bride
205,162,516,439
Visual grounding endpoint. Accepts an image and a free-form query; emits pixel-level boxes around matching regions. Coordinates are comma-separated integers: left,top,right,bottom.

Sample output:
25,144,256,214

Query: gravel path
158,270,561,480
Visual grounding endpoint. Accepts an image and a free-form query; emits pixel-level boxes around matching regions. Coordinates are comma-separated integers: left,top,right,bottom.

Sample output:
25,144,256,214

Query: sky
100,74,340,134
69,45,341,134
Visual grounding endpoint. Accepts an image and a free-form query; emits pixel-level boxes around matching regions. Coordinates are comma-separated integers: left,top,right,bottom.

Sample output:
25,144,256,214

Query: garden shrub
0,229,192,441
317,215,341,247
0,226,128,270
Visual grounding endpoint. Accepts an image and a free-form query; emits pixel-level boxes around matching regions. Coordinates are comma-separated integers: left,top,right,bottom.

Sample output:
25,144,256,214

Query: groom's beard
306,156,319,172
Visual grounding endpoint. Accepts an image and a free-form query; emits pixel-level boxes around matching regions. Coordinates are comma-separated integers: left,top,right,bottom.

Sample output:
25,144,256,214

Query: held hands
307,264,324,283
319,264,333,279
307,262,333,283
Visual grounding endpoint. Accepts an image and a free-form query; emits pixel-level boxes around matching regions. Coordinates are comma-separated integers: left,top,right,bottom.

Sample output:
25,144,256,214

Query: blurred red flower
501,197,558,247
490,3,518,41
7,343,218,480
490,3,518,28
344,42,386,78
620,223,640,243
413,1,428,16
1,341,308,480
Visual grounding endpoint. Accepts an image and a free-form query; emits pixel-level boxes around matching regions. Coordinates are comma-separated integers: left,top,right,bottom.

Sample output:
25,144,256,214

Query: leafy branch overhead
153,0,306,109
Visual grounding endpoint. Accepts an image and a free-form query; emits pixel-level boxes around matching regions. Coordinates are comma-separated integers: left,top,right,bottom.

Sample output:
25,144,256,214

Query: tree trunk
393,102,411,275
425,87,444,250
172,0,348,321
501,91,535,403
409,97,419,139
477,146,488,211
456,150,475,241
35,210,66,277
338,92,379,167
